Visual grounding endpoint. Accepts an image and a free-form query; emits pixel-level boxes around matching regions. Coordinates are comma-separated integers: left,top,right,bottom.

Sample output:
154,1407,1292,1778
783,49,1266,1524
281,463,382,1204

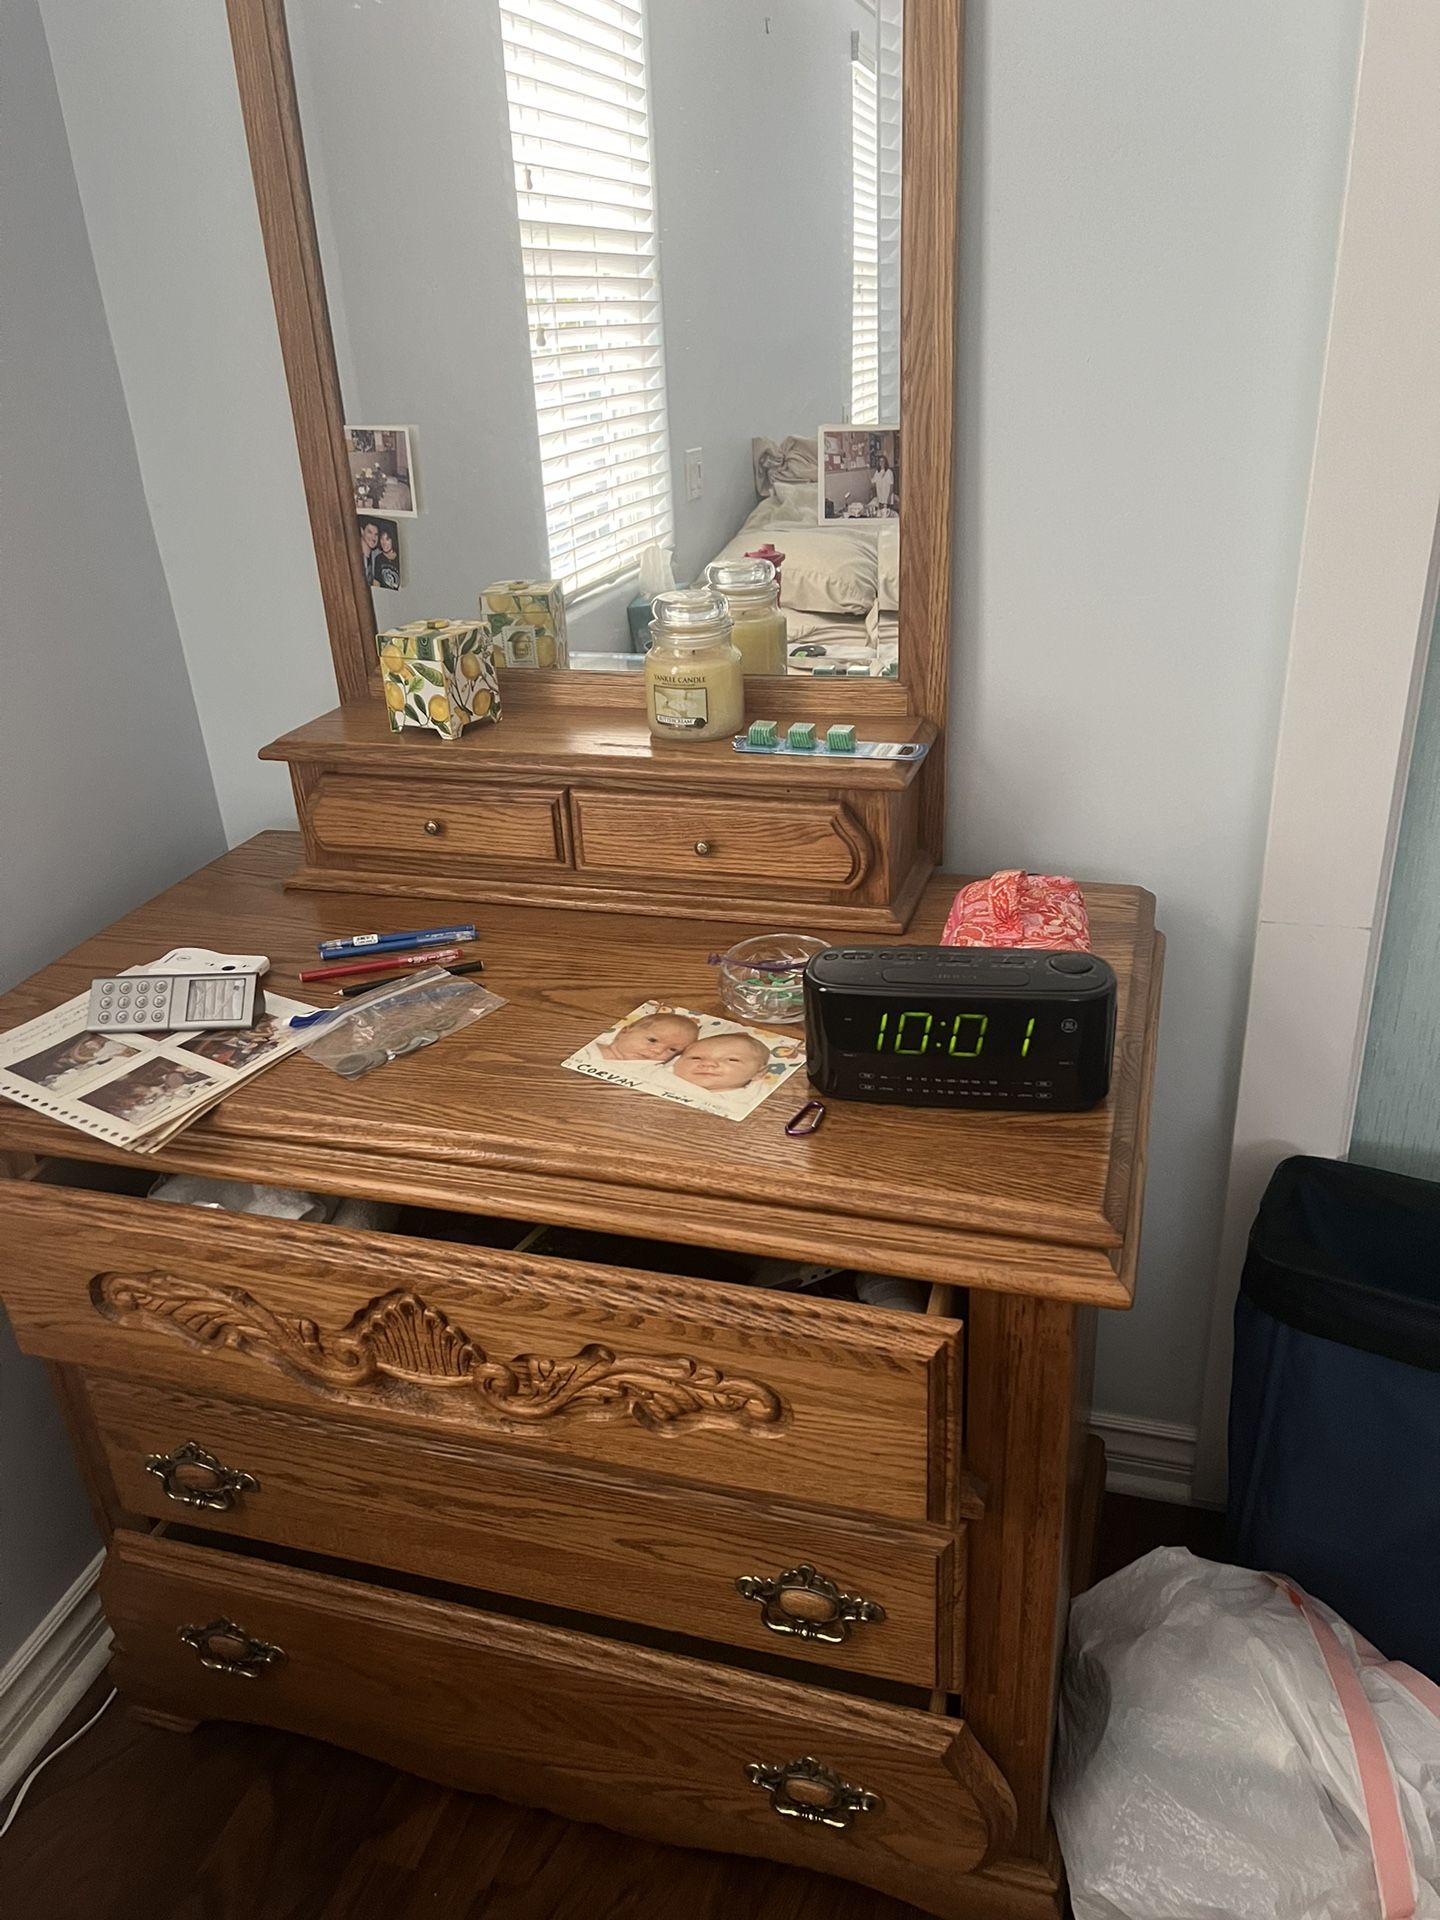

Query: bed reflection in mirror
287,0,903,676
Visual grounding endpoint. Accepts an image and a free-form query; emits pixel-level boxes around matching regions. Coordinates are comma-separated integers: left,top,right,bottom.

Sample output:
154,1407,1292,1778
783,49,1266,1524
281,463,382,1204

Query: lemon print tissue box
377,621,500,739
481,580,569,670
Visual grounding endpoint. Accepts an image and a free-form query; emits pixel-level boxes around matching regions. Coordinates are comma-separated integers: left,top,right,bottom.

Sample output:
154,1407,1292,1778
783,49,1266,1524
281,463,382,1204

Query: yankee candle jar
706,556,787,677
644,586,746,743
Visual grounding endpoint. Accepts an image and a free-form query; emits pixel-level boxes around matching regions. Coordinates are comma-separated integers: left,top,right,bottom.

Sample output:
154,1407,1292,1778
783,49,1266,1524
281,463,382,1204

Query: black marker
337,958,485,998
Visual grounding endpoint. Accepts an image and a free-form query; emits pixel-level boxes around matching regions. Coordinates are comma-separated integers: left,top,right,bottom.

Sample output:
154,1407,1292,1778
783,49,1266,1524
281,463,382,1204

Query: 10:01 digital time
873,1009,1036,1058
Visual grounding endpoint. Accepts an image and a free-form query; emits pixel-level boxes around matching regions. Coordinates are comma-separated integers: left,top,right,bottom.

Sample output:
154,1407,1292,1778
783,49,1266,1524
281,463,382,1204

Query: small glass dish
718,933,829,1026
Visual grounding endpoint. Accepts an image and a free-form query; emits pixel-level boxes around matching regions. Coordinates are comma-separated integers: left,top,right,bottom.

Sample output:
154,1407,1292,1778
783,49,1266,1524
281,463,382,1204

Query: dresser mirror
226,0,957,721
288,0,904,680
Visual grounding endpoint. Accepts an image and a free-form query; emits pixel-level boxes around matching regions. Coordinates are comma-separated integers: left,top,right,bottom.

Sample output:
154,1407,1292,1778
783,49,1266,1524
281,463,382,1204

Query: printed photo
564,1001,805,1122
80,1058,216,1126
819,424,900,522
9,1031,141,1091
356,514,402,591
346,426,416,516
181,1013,287,1071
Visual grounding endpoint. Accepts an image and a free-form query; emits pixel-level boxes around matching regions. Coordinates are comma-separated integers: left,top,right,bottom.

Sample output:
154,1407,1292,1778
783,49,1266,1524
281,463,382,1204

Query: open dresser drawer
86,1374,959,1687
0,1178,965,1525
102,1529,1015,1916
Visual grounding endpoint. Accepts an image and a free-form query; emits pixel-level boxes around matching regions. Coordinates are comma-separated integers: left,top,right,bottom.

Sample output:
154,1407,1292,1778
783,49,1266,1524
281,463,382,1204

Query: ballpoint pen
317,923,477,960
298,946,464,984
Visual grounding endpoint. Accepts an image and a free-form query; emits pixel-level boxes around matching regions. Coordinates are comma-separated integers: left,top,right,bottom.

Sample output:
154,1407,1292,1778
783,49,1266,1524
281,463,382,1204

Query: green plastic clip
786,723,817,751
746,719,779,747
826,724,857,753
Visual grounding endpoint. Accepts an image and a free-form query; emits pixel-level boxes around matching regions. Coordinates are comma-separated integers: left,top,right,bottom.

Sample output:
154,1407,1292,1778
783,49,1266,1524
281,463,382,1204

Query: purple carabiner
784,1099,826,1138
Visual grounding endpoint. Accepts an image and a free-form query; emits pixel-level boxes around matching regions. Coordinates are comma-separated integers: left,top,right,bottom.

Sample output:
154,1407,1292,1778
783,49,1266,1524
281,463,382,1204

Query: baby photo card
563,1001,805,1122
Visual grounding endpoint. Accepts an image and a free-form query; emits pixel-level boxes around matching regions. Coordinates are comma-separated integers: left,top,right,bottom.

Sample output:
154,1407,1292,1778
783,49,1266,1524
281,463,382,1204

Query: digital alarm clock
803,947,1117,1111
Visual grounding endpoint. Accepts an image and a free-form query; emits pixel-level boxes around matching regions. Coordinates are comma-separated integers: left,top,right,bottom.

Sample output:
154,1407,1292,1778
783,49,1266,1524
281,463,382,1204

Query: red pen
298,946,465,984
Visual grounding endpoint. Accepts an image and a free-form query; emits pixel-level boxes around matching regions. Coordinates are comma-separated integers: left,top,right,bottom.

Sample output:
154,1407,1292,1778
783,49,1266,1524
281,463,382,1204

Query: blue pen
317,923,477,960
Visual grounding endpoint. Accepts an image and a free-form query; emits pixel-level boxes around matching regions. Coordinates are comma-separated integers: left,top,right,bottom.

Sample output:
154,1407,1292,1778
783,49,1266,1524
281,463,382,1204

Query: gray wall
948,0,1361,1427
0,0,226,1664
38,0,338,848
38,1,1364,1446
287,0,550,635
649,0,854,582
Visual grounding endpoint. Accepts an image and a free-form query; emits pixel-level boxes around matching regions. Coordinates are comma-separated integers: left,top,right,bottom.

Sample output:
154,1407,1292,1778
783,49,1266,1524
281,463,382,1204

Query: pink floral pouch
941,869,1090,950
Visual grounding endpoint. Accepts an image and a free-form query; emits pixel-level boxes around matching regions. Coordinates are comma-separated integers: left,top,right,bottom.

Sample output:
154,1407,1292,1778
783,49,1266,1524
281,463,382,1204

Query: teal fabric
1352,599,1440,1179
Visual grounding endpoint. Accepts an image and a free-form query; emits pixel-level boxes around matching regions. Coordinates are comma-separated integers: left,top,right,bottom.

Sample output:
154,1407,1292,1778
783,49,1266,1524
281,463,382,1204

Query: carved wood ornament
90,1273,785,1432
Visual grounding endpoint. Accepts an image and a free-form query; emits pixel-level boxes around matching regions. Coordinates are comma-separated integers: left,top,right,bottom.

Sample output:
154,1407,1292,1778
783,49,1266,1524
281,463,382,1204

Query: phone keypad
85,973,257,1033
88,977,177,1029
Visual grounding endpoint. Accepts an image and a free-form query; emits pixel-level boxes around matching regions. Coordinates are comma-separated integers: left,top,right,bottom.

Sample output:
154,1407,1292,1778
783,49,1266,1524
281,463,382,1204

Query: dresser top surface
260,703,935,791
0,835,1162,1304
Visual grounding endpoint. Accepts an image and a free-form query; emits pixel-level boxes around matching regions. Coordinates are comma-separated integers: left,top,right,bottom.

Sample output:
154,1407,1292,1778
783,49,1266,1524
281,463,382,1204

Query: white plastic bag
1054,1548,1440,1920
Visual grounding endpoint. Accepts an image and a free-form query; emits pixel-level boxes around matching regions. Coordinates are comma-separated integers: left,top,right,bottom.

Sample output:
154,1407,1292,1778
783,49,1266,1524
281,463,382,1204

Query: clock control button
1047,954,1096,975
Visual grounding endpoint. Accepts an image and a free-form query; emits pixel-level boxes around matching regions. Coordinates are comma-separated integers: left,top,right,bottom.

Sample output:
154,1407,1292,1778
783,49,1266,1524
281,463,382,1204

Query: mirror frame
225,0,961,844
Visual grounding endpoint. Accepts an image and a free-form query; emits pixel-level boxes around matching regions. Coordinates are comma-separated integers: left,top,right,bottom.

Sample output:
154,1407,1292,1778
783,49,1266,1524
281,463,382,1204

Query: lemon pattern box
481,580,569,670
377,620,501,739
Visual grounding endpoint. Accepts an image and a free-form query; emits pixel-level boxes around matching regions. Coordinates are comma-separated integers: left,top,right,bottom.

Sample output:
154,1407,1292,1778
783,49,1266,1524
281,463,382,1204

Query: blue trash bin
1229,1154,1440,1678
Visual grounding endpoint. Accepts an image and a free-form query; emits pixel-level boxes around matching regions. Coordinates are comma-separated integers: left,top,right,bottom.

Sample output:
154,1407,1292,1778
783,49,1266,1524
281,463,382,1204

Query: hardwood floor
0,1497,1224,1920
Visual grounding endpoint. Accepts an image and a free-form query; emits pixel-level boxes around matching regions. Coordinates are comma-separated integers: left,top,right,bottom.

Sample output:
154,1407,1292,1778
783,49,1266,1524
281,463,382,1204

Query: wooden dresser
0,833,1162,1920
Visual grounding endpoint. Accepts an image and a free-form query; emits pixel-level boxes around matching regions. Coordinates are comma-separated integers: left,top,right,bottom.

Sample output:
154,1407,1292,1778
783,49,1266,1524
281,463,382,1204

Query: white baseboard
0,1551,111,1801
1090,1411,1201,1506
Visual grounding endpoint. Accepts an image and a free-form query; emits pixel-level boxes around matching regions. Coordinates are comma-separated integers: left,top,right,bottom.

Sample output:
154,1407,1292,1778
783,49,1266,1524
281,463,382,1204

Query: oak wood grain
571,788,870,889
309,774,570,869
0,1184,963,1522
223,0,373,705
0,836,1160,1302
961,1295,1095,1861
0,1682,1063,1920
273,710,930,922
262,704,934,793
498,667,914,718
101,1530,1017,1920
901,0,964,855
86,1374,954,1688
42,1360,129,1542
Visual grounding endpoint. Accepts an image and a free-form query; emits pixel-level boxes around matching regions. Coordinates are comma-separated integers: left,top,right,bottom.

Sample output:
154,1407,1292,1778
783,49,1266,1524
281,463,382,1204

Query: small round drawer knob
735,1564,886,1645
693,840,713,857
424,818,444,836
144,1440,259,1512
746,1756,883,1829
178,1617,284,1679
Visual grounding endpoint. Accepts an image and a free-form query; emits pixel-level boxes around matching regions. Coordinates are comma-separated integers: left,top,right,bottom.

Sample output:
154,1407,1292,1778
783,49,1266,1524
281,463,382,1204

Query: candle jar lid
706,557,779,610
650,585,734,649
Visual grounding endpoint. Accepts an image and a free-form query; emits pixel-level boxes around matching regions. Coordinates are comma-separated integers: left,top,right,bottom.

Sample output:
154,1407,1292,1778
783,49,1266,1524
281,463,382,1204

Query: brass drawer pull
735,1564,885,1645
145,1440,259,1512
693,839,713,856
746,1756,882,1829
424,818,444,836
178,1617,284,1679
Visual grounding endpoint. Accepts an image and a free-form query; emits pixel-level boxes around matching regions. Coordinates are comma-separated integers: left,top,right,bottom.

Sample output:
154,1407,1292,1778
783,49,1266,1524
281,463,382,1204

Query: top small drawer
571,788,870,890
0,1182,962,1523
309,774,570,868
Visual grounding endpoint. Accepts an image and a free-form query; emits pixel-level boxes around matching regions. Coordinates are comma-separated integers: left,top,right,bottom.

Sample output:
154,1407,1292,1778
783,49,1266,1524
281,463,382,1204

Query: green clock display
874,1008,1036,1058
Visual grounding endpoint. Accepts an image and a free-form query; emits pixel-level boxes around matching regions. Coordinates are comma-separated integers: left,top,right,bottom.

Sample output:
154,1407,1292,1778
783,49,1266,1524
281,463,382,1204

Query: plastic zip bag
292,968,504,1078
